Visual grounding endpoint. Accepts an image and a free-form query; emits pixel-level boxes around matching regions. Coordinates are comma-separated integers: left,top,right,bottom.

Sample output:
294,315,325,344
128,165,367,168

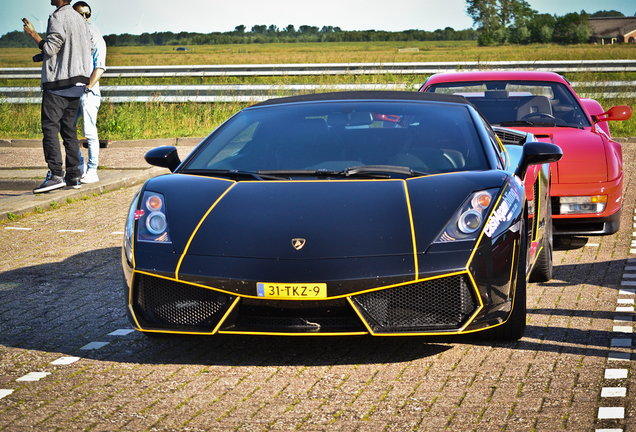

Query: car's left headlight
435,189,498,243
135,191,172,243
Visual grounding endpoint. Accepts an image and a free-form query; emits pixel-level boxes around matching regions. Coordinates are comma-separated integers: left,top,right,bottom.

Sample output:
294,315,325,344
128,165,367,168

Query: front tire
529,200,553,283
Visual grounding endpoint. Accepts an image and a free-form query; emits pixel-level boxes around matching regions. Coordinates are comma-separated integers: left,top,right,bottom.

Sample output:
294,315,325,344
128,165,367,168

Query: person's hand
22,18,37,37
22,18,43,45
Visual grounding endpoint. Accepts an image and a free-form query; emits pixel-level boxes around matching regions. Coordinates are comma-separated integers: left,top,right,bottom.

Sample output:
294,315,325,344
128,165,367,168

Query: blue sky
2,0,635,37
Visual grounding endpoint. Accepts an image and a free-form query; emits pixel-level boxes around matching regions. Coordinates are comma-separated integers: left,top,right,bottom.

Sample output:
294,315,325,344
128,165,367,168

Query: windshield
426,81,592,128
183,100,489,177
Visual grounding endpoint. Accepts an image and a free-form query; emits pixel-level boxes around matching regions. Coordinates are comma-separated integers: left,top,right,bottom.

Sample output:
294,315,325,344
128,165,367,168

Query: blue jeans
76,90,101,171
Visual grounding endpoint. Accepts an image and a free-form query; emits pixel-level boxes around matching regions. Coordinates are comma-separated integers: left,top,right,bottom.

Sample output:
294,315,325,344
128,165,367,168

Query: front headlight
435,189,498,243
559,195,607,215
136,191,172,243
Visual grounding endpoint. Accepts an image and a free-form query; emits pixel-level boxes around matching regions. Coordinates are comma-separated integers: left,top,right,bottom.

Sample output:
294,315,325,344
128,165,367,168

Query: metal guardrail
0,84,414,103
1,82,635,104
2,60,636,80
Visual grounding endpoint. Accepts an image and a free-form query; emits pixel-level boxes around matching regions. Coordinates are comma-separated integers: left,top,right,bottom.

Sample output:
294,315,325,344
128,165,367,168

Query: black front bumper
128,272,481,335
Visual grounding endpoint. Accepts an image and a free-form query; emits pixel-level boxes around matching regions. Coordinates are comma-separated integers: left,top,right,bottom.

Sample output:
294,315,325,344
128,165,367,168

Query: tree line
0,26,479,48
467,1,634,46
0,7,631,48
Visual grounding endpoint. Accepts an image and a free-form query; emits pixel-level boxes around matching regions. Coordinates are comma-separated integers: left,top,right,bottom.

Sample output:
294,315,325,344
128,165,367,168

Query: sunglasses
79,11,91,19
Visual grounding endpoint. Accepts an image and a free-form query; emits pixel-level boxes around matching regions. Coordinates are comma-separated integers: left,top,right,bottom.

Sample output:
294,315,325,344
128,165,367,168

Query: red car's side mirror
594,106,632,123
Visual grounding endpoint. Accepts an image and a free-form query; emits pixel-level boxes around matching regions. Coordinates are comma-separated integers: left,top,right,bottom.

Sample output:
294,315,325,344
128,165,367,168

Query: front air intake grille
350,275,477,333
133,274,235,330
228,298,365,333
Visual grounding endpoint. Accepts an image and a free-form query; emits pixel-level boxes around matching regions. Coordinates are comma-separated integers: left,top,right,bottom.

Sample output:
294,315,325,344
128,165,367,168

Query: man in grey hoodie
23,0,93,193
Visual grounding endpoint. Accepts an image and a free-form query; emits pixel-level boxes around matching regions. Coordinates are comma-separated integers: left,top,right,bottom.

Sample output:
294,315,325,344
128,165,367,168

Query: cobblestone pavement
0,144,635,431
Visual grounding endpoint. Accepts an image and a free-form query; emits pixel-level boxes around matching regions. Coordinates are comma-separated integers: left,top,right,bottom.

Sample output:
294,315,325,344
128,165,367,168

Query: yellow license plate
257,282,327,299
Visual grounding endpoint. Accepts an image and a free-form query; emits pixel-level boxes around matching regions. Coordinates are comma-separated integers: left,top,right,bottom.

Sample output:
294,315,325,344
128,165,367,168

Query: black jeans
41,90,81,179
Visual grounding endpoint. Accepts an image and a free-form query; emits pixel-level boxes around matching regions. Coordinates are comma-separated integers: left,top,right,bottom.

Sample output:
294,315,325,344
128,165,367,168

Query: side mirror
594,106,632,123
514,142,563,180
144,146,181,172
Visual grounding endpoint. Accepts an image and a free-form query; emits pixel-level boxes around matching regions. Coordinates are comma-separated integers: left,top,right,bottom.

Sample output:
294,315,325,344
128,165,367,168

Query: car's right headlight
435,189,498,243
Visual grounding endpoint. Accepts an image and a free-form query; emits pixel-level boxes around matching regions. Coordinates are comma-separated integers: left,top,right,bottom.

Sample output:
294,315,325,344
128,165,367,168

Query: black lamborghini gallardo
122,92,562,341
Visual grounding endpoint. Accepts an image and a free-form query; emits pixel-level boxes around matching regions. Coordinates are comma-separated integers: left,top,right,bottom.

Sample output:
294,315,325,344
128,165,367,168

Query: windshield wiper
183,169,290,180
342,165,428,178
257,166,429,179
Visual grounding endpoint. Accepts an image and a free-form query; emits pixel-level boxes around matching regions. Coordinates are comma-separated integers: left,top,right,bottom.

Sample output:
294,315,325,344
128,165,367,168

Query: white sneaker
79,162,87,178
82,169,99,183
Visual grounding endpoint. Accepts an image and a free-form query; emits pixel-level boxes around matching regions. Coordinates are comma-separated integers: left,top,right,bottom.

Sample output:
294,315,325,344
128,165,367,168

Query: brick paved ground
0,144,634,431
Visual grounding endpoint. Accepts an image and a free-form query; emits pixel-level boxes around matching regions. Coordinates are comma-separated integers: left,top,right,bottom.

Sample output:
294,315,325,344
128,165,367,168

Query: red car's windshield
425,81,592,129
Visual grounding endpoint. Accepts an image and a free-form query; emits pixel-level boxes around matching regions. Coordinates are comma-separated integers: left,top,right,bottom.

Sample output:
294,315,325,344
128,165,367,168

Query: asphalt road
0,144,635,431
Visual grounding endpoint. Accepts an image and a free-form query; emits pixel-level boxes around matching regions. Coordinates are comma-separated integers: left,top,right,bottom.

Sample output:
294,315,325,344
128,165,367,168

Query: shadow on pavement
0,247,628,366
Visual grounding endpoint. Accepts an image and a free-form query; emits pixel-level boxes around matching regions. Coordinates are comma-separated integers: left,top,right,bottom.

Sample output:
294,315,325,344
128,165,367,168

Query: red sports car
420,71,631,235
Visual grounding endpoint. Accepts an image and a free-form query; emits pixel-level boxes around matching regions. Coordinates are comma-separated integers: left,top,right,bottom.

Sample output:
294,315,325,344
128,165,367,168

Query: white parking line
601,387,627,397
605,369,628,379
616,306,634,312
80,342,109,350
612,326,633,333
50,357,80,365
57,229,85,233
4,227,32,231
618,288,635,295
108,329,134,336
608,352,631,361
598,407,625,419
610,338,632,347
16,372,50,382
0,389,13,399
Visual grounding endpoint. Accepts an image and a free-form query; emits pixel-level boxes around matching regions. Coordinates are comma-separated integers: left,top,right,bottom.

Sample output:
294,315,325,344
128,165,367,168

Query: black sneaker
33,171,66,194
65,176,81,190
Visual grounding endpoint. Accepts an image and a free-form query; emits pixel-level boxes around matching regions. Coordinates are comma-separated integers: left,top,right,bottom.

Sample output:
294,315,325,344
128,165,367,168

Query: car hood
150,171,507,260
515,127,607,184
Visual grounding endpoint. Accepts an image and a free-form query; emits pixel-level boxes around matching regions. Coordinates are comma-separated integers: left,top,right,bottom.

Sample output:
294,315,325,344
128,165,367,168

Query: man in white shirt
74,1,106,184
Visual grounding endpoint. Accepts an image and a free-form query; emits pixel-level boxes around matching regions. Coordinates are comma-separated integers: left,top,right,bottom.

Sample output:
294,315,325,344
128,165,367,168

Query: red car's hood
514,127,607,184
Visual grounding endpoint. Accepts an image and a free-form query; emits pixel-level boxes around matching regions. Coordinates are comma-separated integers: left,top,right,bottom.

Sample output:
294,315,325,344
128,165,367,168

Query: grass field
1,41,635,139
